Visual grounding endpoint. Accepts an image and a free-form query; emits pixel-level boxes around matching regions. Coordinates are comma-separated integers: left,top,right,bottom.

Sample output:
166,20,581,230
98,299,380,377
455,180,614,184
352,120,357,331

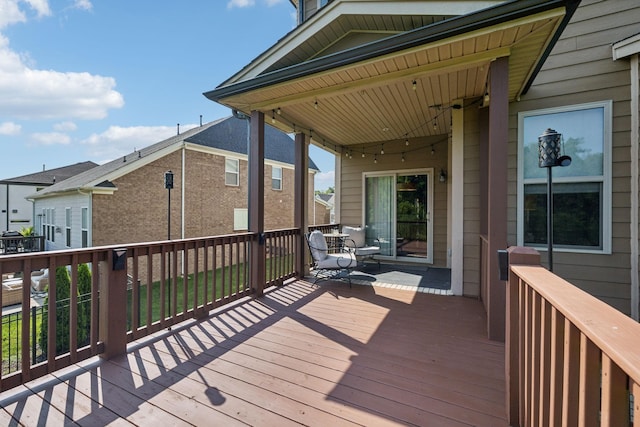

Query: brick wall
92,148,315,246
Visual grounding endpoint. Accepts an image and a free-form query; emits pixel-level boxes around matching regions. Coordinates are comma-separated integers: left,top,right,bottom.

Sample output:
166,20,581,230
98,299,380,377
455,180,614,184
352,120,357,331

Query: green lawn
1,254,293,371
127,254,293,328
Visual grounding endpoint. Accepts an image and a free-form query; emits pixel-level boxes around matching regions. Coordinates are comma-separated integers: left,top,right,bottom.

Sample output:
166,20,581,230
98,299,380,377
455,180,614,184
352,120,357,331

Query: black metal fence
1,293,92,375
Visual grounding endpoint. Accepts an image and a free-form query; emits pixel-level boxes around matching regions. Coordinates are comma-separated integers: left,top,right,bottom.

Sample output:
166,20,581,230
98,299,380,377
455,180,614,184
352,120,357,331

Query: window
234,208,248,231
81,207,88,248
518,101,611,253
272,166,282,190
43,208,56,242
318,0,330,7
225,158,239,186
65,208,71,247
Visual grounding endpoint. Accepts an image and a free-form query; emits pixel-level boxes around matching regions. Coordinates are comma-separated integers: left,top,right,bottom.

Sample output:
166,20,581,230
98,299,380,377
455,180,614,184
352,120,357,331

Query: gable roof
0,161,98,186
184,115,319,168
30,116,319,199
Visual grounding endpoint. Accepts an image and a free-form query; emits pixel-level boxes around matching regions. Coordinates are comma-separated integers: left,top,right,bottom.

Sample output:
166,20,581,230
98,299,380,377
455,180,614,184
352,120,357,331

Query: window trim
225,157,239,186
65,207,71,248
271,166,283,191
517,100,612,254
81,207,88,248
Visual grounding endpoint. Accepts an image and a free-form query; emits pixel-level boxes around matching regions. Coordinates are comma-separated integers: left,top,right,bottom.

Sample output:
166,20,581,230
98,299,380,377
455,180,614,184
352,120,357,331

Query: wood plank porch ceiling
211,8,566,152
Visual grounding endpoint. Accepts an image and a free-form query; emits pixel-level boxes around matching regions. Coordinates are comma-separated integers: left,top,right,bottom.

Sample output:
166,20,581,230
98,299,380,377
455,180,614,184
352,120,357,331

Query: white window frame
81,207,88,248
234,208,248,231
517,100,612,254
271,166,283,191
225,158,239,186
65,207,71,248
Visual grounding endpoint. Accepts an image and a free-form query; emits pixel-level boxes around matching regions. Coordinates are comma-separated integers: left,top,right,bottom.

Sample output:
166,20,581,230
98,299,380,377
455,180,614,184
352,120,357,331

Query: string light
401,153,405,162
381,144,385,155
374,154,378,164
405,136,409,146
412,80,417,91
314,99,318,110
431,145,435,156
271,110,276,124
433,119,437,130
277,107,281,115
361,147,365,158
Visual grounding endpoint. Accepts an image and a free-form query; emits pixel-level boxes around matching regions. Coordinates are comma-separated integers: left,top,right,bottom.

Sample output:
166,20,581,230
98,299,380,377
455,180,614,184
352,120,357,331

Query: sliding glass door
364,169,433,263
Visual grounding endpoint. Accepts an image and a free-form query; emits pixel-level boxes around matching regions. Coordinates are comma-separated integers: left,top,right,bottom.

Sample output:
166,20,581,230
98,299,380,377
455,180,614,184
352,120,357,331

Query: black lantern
537,129,571,272
164,171,174,239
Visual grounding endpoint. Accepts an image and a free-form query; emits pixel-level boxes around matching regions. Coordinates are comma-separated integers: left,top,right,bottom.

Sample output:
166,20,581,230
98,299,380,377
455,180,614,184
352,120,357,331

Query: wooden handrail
0,228,300,392
506,247,640,426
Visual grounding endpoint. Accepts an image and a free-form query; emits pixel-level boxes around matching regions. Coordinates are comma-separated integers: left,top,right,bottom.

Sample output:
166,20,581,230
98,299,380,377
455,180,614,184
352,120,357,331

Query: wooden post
506,246,540,427
99,248,128,359
249,111,266,296
487,56,509,341
294,132,309,278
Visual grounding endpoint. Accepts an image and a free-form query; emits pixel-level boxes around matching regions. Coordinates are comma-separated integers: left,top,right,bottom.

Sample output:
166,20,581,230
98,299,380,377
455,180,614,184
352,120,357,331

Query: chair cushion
342,226,365,248
316,252,357,269
354,246,380,256
308,230,328,261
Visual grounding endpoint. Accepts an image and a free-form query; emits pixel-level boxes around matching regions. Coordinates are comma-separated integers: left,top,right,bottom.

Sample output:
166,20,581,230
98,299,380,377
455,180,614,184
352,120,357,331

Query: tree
77,264,92,347
39,266,71,356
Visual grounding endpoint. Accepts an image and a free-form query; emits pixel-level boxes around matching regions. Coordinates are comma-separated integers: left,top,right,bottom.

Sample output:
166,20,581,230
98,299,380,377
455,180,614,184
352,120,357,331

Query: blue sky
0,0,335,191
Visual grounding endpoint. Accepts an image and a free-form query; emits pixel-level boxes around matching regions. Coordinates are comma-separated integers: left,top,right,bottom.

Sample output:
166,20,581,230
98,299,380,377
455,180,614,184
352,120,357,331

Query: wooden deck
0,279,507,426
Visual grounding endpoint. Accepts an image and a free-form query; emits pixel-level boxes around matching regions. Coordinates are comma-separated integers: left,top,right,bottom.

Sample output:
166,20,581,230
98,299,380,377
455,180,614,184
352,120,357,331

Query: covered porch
0,279,505,426
204,0,581,341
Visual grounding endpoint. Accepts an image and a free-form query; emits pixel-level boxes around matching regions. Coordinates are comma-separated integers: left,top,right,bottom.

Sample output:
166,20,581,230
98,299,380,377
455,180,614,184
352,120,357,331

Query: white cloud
53,121,77,131
0,3,123,120
0,0,51,29
81,124,198,163
265,0,284,5
0,121,21,135
31,131,71,145
72,0,92,11
227,0,255,8
314,170,335,192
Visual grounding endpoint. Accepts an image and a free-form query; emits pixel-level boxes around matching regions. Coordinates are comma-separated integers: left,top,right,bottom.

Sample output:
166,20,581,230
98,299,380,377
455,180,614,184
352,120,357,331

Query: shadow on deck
0,279,506,426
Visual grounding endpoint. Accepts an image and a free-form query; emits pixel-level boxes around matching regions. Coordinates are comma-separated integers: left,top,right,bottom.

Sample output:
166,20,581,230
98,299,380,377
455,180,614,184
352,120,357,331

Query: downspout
5,183,9,231
630,53,639,321
181,143,186,241
180,142,186,276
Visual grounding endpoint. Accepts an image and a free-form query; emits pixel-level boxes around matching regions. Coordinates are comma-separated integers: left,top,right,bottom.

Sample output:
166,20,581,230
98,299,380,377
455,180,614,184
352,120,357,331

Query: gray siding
34,193,90,251
510,0,640,314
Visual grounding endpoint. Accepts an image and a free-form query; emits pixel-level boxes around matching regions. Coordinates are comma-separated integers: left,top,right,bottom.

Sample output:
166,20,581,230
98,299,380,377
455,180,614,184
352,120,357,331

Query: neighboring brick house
0,161,97,233
29,116,319,250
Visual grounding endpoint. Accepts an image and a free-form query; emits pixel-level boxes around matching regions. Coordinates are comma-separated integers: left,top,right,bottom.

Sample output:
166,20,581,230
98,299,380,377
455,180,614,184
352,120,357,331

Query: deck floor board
0,280,507,426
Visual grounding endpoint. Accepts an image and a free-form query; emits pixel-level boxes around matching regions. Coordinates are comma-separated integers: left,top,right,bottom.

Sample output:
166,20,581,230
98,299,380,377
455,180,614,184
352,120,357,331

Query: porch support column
249,111,266,296
450,100,464,295
294,132,309,278
487,56,509,341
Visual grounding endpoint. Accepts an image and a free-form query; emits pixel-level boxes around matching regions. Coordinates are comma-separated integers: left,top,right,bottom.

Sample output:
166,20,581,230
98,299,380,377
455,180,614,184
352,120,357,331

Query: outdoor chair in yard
306,230,357,287
341,225,381,269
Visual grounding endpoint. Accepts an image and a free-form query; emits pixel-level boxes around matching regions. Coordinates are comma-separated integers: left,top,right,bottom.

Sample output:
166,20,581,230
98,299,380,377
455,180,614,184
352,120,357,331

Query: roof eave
204,0,580,104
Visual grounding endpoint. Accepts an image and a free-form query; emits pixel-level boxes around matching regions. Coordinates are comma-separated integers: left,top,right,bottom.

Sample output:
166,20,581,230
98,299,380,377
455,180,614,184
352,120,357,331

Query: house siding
509,0,640,314
33,192,90,251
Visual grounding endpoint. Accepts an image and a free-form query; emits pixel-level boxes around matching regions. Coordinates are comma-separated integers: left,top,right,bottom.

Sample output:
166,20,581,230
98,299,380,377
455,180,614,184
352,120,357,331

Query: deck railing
0,235,45,255
506,247,640,426
0,228,299,391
